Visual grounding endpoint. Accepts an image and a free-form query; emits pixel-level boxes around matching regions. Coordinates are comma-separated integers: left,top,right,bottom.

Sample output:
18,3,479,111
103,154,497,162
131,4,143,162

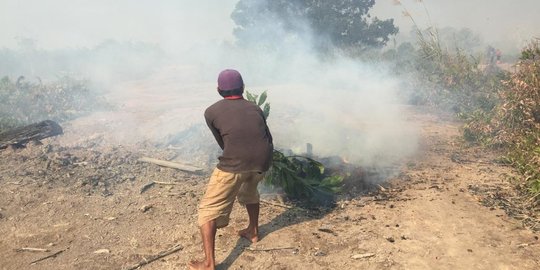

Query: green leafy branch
246,91,270,120
246,90,343,204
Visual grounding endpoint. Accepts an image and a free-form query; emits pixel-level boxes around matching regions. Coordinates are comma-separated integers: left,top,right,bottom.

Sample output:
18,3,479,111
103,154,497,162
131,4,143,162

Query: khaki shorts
197,168,265,228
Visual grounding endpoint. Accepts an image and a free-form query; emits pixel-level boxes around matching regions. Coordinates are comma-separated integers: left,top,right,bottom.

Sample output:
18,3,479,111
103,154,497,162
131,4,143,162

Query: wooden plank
0,120,63,149
138,157,203,173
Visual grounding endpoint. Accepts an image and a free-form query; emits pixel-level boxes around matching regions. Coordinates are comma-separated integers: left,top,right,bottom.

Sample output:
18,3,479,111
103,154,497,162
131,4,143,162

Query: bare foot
188,260,215,270
238,227,258,243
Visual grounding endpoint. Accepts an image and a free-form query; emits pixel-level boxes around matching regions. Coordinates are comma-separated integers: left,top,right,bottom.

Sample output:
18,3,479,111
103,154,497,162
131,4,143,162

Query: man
189,69,273,270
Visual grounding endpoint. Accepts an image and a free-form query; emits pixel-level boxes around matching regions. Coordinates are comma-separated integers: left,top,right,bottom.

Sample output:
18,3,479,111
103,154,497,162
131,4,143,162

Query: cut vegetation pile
246,91,344,205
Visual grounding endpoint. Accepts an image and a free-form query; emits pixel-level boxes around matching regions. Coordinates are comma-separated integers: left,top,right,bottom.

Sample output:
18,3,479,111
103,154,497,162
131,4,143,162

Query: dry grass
0,76,109,132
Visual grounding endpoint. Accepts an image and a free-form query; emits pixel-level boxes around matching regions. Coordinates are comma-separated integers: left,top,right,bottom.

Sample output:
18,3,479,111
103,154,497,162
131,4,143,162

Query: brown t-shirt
204,98,273,173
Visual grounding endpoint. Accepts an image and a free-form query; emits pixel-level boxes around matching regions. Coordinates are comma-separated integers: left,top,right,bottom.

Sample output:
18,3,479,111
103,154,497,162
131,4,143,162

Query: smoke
154,1,419,169
1,0,422,171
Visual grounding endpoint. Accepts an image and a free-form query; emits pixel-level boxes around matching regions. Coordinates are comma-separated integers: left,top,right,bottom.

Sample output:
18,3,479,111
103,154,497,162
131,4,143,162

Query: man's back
204,98,273,173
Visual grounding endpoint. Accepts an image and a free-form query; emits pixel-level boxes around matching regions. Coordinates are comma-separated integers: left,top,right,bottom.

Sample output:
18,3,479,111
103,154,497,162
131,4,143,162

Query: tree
231,0,399,53
438,27,482,54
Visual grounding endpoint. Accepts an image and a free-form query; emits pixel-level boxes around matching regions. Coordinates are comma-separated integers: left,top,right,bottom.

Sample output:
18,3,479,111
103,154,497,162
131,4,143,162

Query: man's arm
265,124,273,145
205,115,224,150
259,108,273,145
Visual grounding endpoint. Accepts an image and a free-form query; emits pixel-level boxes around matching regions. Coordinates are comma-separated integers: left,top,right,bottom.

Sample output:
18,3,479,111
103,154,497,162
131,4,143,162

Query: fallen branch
245,246,296,252
153,181,182,186
351,253,375,259
318,227,337,236
16,247,49,252
138,157,202,173
124,244,183,270
517,241,537,248
260,199,293,209
140,181,183,194
140,182,155,194
527,192,540,204
30,250,64,265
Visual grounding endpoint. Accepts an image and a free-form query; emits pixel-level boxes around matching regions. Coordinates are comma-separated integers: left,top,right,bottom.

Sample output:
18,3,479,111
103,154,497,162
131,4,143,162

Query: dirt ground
1,105,539,270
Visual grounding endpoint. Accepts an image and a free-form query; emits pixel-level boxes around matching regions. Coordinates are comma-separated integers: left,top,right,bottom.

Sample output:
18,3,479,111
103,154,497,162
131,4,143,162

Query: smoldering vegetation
0,39,167,134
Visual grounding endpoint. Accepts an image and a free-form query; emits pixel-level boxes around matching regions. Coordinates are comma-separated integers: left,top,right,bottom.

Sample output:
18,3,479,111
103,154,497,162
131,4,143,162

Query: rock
93,249,110,254
140,204,153,213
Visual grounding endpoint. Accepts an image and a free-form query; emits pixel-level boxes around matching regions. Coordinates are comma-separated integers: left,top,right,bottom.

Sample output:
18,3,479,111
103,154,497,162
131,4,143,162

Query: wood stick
351,253,375,259
245,246,296,252
16,247,49,252
124,244,183,270
153,181,182,185
140,182,156,194
140,181,182,194
527,192,540,203
138,157,202,173
30,250,64,265
260,199,293,209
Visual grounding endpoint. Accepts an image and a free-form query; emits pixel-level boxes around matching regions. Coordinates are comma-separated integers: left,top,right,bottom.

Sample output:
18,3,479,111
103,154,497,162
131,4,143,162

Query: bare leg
189,220,216,270
238,203,259,243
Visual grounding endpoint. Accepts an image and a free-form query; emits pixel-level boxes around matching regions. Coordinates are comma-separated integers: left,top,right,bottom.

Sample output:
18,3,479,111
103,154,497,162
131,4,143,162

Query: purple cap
217,69,244,91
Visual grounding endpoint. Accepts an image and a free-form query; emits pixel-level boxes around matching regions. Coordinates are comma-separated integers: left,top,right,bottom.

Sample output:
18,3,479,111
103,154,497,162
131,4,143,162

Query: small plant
245,91,270,119
246,90,343,204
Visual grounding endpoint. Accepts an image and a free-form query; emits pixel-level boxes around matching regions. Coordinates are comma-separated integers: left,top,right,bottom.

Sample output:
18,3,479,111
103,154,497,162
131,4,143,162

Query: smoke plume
9,0,538,171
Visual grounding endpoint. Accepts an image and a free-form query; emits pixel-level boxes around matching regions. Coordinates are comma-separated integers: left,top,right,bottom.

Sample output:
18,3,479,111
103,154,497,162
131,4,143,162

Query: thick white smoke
6,0,538,170
177,3,419,168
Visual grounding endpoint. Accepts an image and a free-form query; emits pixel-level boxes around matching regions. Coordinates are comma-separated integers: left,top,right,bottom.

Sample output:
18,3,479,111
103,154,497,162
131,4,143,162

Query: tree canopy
231,0,399,53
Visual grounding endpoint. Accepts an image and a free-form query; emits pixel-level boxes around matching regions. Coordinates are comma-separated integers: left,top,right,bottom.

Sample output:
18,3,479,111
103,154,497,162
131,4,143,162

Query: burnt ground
1,107,539,270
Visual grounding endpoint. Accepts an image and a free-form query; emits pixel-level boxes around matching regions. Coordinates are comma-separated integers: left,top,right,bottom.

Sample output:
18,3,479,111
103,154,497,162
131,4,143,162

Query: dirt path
0,108,539,270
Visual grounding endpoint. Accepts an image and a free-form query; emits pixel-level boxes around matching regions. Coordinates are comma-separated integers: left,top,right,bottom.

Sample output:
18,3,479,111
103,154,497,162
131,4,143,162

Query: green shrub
490,40,540,198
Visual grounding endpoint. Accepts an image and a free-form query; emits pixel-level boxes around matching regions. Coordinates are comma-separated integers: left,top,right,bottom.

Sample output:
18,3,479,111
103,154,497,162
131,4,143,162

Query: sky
1,0,539,51
0,0,237,51
372,0,540,50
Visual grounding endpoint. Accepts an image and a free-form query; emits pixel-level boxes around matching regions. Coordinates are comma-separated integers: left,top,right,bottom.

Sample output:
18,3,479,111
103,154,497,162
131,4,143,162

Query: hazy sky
372,0,540,49
0,0,237,51
1,0,539,51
